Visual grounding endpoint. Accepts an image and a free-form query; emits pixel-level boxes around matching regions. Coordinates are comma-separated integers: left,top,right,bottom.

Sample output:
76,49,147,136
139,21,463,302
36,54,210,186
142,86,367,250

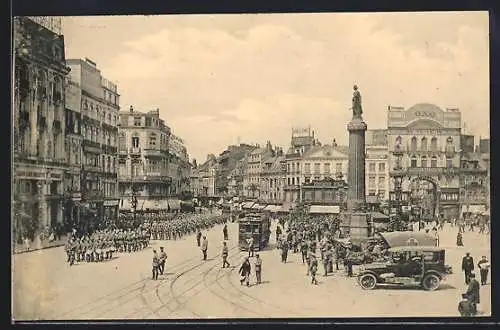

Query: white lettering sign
414,111,436,118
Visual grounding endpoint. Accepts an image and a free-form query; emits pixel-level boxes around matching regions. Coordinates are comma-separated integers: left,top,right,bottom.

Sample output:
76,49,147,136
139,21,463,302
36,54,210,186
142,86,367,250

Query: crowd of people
64,226,150,266
148,213,227,241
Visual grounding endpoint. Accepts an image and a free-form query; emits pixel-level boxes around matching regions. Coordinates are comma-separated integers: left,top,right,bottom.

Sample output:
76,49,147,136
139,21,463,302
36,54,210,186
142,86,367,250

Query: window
378,163,385,172
431,156,438,168
421,156,428,168
304,163,311,173
314,163,320,173
324,163,330,174
134,117,141,126
421,137,427,152
368,189,376,196
446,158,453,168
369,176,376,188
430,137,438,151
411,136,417,152
411,156,417,168
369,162,376,172
132,136,139,148
378,176,385,187
336,162,342,174
304,177,310,184
145,117,152,127
378,190,386,198
149,133,157,147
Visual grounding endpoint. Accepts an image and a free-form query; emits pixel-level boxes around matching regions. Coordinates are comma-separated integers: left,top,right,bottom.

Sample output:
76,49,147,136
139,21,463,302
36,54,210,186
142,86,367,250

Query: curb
13,243,66,255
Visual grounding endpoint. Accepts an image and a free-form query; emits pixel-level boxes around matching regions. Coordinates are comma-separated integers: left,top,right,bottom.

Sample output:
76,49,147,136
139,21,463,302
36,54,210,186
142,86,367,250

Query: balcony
406,167,444,176
82,190,104,201
284,184,300,190
143,148,165,158
83,164,102,172
130,147,141,155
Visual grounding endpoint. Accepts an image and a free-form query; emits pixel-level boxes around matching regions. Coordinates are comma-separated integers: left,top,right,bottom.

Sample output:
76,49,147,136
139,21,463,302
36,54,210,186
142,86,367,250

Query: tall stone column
347,117,367,211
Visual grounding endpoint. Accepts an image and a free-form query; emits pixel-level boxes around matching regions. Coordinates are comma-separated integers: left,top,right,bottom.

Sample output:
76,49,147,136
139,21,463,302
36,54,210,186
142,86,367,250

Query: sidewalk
13,236,68,254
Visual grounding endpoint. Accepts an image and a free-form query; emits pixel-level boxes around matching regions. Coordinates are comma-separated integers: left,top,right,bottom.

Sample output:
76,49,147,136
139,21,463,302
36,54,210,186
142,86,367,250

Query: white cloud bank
63,12,489,162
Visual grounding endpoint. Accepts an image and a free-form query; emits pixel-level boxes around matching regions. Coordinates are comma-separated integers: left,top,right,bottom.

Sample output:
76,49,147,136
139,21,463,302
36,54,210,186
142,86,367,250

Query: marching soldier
222,242,230,268
159,247,167,275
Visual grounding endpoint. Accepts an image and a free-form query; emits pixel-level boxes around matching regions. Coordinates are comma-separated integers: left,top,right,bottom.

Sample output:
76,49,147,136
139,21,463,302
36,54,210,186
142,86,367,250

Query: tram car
238,212,271,251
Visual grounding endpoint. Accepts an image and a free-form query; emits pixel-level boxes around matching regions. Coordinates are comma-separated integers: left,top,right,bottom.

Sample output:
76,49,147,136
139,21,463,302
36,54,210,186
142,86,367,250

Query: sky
61,12,490,163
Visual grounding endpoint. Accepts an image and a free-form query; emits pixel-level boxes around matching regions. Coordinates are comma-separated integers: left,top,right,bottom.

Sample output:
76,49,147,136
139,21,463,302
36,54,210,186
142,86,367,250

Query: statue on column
350,84,363,118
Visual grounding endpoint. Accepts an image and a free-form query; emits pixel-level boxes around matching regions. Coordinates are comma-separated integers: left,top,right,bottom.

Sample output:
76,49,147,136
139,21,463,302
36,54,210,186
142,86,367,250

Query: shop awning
168,199,181,210
377,231,437,248
251,203,266,210
371,212,390,222
461,204,487,214
241,201,256,209
263,204,280,212
309,205,340,214
119,199,131,211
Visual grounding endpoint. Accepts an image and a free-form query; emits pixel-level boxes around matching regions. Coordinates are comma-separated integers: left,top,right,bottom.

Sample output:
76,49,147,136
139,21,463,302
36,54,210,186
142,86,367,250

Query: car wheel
358,273,377,290
422,273,441,291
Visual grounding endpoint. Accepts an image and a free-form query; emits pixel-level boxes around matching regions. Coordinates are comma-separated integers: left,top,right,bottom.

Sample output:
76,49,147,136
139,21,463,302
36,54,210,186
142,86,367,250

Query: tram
238,212,271,251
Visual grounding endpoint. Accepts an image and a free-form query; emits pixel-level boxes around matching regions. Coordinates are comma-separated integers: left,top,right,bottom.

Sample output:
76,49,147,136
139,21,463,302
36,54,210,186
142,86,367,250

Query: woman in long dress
239,257,251,286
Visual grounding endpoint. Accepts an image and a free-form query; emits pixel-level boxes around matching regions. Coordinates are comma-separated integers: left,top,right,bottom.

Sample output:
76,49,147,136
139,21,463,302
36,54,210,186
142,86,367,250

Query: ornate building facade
190,154,218,198
260,152,286,204
387,104,461,219
117,107,172,211
243,144,274,199
66,58,120,225
13,17,70,241
168,133,191,196
365,129,390,202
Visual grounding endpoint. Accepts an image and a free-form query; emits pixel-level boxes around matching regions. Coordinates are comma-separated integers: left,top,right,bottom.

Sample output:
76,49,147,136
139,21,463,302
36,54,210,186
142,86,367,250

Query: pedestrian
152,250,159,280
201,236,208,261
300,239,308,264
158,247,167,275
478,256,490,285
345,247,353,277
310,255,318,285
196,229,202,247
247,236,254,258
457,231,464,247
223,224,228,241
239,257,251,287
464,273,480,315
462,252,475,284
281,239,289,263
276,225,282,242
255,254,262,284
222,242,230,268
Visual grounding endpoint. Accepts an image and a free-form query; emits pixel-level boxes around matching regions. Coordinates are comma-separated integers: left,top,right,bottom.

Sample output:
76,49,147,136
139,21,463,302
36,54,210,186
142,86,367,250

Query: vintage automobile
356,246,453,291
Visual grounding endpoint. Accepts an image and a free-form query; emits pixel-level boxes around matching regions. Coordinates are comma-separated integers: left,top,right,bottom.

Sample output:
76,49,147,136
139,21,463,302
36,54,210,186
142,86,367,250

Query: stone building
215,144,257,197
243,143,275,199
190,154,218,198
365,129,390,202
387,104,461,219
227,156,248,198
13,17,70,240
459,135,489,218
66,58,121,225
62,77,83,226
260,152,286,204
168,133,191,196
117,107,172,211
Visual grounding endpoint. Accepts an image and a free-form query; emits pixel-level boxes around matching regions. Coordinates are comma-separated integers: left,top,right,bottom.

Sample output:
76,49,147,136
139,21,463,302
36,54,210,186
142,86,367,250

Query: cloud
64,13,489,161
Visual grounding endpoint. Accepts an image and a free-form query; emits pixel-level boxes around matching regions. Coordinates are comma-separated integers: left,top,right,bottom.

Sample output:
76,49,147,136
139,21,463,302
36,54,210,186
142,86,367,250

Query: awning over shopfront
241,201,256,209
263,205,280,212
376,231,437,248
168,199,182,210
309,205,340,214
461,204,487,214
371,212,390,222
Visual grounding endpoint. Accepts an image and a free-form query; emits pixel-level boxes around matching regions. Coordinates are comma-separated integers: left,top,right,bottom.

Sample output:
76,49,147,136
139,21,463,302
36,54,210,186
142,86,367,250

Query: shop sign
104,200,119,206
414,111,436,118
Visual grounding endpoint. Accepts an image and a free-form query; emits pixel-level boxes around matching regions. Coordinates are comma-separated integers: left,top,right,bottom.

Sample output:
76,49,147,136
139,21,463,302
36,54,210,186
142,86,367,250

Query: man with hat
462,252,475,284
159,246,168,275
221,241,230,268
478,256,490,285
254,254,262,284
464,272,480,315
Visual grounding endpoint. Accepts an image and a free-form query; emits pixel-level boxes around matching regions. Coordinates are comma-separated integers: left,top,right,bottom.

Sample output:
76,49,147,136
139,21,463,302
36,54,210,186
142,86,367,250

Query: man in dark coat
281,240,289,263
462,252,475,284
223,224,228,241
464,273,480,315
196,229,202,247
